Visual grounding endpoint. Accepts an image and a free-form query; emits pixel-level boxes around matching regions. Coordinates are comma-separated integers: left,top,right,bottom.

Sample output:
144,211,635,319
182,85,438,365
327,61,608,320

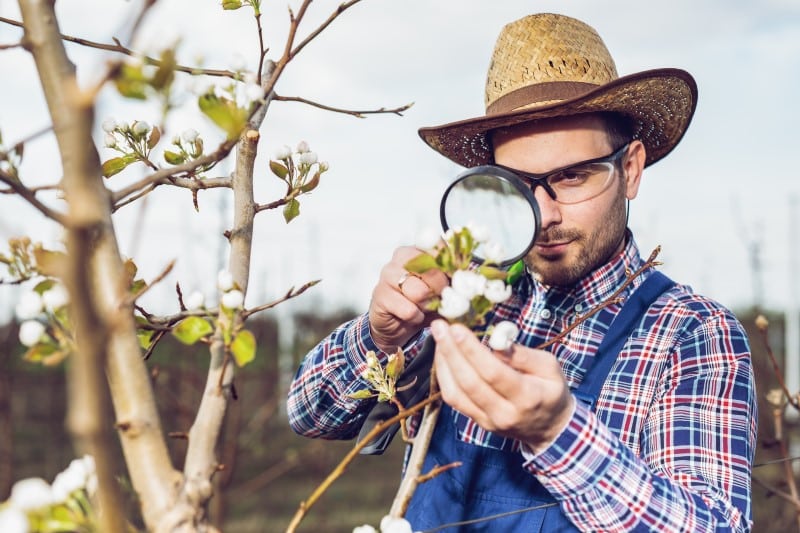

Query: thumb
507,346,562,378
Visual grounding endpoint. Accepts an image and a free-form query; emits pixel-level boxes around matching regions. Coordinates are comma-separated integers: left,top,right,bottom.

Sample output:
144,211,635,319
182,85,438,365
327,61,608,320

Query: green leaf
33,278,56,295
403,253,438,274
299,170,321,193
137,329,154,349
147,126,161,149
347,389,376,400
172,316,214,345
115,64,149,99
477,265,509,281
222,0,243,9
32,247,66,277
506,259,525,284
385,348,405,379
269,160,288,180
198,93,248,140
102,157,130,178
151,49,176,91
231,329,256,367
283,198,300,223
163,150,186,165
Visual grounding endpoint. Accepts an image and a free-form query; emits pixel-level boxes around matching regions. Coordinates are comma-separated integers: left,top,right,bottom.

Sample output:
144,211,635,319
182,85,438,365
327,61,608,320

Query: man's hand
430,319,575,453
368,246,449,353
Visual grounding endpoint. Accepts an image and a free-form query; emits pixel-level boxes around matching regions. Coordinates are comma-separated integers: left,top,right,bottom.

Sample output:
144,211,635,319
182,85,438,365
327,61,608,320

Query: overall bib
405,272,674,532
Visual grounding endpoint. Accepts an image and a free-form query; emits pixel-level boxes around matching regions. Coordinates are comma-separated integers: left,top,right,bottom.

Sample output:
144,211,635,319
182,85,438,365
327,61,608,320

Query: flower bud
42,284,69,312
273,145,292,160
296,140,310,154
132,120,151,137
15,291,43,321
297,151,318,165
19,320,45,347
217,270,235,292
9,477,54,511
104,134,117,148
379,515,413,533
415,227,441,253
221,289,244,309
318,161,330,172
481,241,506,264
488,321,519,352
181,129,199,143
185,291,205,310
101,118,118,133
245,83,264,102
438,287,470,319
0,506,29,533
352,526,377,533
755,315,769,332
466,222,490,242
451,270,487,299
484,279,512,303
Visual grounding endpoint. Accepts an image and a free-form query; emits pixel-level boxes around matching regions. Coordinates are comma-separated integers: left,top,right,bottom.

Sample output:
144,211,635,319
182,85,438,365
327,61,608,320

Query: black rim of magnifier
439,165,541,267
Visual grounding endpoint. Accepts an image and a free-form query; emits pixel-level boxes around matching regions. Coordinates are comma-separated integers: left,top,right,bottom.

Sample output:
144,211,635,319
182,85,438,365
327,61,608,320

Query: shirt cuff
521,399,618,499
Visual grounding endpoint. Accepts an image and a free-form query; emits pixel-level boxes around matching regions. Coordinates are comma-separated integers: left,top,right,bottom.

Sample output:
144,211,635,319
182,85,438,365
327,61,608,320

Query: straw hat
418,13,697,168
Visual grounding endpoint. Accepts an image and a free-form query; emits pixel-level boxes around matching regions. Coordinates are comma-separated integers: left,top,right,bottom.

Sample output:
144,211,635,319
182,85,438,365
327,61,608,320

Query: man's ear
623,140,646,200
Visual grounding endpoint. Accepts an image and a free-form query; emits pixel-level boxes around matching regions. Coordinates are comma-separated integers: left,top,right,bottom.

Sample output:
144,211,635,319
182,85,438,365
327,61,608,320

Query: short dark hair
598,112,634,151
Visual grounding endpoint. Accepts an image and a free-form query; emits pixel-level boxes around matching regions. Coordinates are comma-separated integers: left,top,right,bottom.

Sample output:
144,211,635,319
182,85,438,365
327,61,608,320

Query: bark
17,2,182,531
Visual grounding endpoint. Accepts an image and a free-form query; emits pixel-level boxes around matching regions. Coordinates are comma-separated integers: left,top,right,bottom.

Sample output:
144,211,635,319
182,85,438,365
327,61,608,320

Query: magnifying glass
439,165,541,267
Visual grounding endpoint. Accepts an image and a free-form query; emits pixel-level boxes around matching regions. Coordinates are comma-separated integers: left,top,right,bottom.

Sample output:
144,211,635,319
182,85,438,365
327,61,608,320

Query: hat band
486,81,599,115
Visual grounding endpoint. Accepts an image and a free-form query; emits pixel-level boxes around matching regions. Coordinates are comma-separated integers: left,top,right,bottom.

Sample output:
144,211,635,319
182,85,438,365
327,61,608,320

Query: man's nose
533,184,562,231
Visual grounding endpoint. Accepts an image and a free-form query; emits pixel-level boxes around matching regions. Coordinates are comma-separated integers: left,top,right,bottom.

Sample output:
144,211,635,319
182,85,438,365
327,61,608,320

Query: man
288,13,756,532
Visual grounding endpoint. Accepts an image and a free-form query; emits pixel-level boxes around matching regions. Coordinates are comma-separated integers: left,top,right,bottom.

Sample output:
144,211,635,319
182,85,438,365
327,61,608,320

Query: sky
1,0,799,323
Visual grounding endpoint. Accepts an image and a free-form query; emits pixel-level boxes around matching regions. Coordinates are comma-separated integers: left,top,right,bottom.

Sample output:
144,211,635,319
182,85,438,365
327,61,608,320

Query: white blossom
181,129,199,143
297,151,318,166
185,291,205,310
15,291,43,321
0,507,29,533
273,145,292,160
415,227,441,253
51,456,93,502
488,320,519,352
352,526,377,533
296,140,310,153
379,515,413,533
438,287,470,319
217,270,235,292
132,121,151,137
18,320,45,347
450,270,487,300
104,134,117,148
42,284,69,312
318,161,330,172
481,241,506,264
229,53,247,72
466,222,490,242
484,279,512,303
9,477,54,511
244,83,264,101
101,117,118,133
221,289,244,309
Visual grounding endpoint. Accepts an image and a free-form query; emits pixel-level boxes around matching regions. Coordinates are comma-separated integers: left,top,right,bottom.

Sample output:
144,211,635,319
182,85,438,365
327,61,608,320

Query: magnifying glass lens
440,168,540,266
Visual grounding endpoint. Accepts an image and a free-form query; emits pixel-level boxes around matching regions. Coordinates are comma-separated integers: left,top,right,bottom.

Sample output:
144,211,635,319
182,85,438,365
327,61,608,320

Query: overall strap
574,271,674,409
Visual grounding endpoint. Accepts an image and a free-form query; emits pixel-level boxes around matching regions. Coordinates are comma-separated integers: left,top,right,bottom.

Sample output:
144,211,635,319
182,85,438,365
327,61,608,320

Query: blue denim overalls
405,272,674,532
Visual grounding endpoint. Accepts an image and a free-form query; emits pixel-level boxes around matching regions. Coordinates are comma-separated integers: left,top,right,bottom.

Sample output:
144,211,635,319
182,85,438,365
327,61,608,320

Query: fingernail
430,320,446,339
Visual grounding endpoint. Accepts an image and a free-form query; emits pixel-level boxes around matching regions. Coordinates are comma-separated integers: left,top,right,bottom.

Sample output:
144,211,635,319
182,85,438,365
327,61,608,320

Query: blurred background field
1,305,797,532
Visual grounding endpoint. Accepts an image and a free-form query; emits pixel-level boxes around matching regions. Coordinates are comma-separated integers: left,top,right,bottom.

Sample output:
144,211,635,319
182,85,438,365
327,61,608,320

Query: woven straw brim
418,68,697,168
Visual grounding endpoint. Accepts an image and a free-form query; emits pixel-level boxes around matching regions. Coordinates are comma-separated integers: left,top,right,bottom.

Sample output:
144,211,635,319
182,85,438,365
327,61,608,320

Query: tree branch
241,279,321,319
273,93,413,118
0,169,69,225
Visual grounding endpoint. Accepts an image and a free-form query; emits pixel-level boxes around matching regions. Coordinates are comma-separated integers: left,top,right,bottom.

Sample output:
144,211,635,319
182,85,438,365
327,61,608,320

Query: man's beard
524,188,628,288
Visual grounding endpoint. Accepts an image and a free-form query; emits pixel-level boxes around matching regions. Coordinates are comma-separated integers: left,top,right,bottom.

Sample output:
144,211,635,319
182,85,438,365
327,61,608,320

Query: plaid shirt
288,237,757,532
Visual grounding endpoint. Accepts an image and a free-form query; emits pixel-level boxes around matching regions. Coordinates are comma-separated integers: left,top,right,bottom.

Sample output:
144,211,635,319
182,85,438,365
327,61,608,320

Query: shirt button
540,308,552,319
574,303,584,313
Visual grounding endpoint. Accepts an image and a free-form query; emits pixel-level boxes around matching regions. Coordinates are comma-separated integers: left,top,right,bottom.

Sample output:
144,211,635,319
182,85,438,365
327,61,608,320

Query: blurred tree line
1,305,797,532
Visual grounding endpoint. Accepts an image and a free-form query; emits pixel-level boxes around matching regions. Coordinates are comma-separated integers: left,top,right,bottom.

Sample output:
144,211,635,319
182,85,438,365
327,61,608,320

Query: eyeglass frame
491,142,631,204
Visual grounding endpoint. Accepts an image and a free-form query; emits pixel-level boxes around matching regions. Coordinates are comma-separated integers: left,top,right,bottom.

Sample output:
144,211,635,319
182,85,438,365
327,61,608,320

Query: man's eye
549,169,591,186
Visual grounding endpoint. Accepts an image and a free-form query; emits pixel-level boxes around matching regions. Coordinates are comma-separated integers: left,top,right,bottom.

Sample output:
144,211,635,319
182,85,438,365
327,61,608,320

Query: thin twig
124,260,176,305
415,461,462,484
0,169,69,226
0,16,238,79
241,279,321,319
285,392,442,533
272,94,412,118
757,324,800,412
